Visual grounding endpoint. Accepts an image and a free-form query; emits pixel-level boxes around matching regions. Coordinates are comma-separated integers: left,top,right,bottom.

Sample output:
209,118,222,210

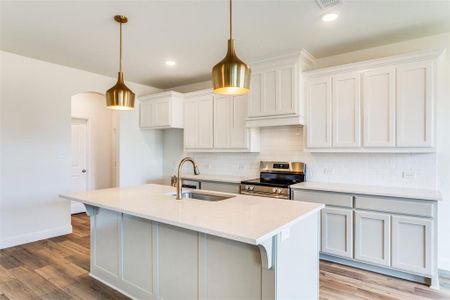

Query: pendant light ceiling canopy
106,15,135,110
212,0,251,95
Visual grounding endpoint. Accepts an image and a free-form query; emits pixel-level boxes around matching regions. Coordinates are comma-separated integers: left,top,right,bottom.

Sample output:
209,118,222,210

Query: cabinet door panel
363,67,396,147
332,72,361,148
306,77,332,148
392,215,433,275
153,100,170,127
197,96,214,149
183,100,198,149
230,95,249,148
278,66,295,113
355,211,391,266
321,207,353,258
263,70,277,114
93,209,120,277
248,73,263,117
214,95,232,148
396,61,433,147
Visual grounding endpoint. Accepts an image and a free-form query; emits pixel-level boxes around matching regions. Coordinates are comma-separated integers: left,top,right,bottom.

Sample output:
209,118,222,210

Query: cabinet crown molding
303,48,446,78
139,90,184,101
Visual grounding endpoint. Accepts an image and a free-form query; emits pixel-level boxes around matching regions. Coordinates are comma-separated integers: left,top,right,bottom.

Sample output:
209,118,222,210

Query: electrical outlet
238,164,245,170
402,170,416,179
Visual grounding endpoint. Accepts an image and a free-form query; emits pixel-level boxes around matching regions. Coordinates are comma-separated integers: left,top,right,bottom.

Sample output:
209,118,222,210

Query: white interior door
71,118,88,214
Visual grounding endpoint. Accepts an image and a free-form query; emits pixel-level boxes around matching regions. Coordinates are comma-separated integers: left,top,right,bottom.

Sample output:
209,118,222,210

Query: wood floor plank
0,278,39,300
1,213,449,300
7,267,71,298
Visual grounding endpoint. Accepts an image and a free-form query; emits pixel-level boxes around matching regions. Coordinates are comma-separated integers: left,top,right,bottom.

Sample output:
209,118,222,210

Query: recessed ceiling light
165,60,176,67
322,12,339,22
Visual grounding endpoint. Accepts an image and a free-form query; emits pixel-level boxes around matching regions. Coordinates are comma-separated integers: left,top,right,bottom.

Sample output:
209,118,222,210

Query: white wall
0,51,161,248
164,32,450,271
118,100,164,187
71,92,115,190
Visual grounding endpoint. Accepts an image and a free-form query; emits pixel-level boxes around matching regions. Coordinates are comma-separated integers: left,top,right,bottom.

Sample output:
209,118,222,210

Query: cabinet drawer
354,195,434,218
201,181,240,194
292,190,353,208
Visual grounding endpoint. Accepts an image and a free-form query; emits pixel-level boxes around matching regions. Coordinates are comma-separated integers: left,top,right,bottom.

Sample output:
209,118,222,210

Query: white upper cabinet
305,76,332,148
246,51,315,127
304,49,442,152
362,67,396,147
140,91,183,129
183,92,214,150
184,90,259,152
396,61,433,148
213,95,232,149
214,94,259,151
332,72,361,148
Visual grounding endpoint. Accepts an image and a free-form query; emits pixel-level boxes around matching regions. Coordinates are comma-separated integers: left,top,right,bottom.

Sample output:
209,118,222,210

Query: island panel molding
60,184,322,299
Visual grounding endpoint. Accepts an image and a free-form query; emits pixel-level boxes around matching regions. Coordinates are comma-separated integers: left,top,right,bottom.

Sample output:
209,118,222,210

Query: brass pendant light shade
212,0,251,95
106,15,135,110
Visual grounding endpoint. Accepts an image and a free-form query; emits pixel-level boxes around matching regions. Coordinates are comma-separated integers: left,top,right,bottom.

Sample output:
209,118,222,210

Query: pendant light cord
119,22,123,73
229,0,232,40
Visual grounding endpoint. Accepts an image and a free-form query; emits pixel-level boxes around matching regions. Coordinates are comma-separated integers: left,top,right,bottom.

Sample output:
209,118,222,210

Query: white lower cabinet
201,181,240,194
291,188,438,285
354,211,391,267
321,207,353,258
392,215,433,276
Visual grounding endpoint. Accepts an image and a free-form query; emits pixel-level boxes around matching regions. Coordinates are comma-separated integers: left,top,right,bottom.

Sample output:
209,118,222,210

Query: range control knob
272,188,277,193
245,185,250,190
249,186,255,191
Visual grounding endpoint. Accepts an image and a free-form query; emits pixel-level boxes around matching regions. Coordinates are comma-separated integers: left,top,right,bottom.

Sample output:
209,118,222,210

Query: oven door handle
240,190,288,199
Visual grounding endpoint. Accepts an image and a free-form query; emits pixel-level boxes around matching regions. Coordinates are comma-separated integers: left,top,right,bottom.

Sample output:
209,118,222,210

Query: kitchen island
60,184,323,300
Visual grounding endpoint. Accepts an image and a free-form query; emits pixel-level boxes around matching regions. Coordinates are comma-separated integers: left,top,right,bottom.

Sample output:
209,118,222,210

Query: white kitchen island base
86,205,320,300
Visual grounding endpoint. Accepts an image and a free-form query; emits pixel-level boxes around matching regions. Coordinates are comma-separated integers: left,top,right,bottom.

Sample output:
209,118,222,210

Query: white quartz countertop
181,174,250,184
60,184,323,245
291,181,441,201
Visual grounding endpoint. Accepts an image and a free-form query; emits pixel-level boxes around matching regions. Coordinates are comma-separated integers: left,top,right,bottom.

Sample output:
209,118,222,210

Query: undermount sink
171,191,235,201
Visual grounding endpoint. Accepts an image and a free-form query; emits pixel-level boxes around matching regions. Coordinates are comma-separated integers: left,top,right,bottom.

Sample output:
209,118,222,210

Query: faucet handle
170,175,178,187
194,165,200,175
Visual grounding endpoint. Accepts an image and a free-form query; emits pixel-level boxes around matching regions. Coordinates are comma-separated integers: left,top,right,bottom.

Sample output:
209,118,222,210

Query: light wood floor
0,214,449,300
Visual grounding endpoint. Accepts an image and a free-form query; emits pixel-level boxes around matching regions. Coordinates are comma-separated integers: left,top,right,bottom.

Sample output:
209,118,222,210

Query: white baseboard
0,225,72,249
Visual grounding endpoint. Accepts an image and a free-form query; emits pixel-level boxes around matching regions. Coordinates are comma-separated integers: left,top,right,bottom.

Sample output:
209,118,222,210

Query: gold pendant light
106,15,135,110
212,0,251,95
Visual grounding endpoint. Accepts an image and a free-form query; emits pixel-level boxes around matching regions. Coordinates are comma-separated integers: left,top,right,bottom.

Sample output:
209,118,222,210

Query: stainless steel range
240,161,305,199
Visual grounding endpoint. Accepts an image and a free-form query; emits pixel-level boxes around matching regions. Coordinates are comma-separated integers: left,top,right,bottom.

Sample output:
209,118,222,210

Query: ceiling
1,1,449,89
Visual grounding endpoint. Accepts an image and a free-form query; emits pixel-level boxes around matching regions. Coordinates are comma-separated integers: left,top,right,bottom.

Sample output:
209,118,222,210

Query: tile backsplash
163,126,436,189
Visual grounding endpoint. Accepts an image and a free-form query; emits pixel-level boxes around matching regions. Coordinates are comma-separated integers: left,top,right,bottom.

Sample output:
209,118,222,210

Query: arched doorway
70,92,118,213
